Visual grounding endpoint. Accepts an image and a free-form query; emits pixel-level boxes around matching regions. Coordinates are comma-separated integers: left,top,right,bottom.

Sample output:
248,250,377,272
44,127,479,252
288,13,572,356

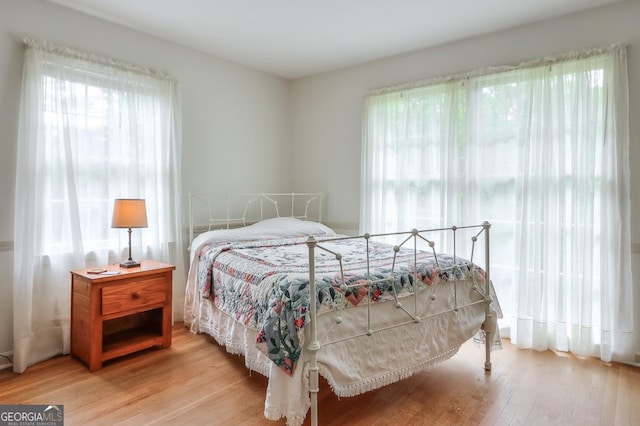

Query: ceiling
47,0,622,79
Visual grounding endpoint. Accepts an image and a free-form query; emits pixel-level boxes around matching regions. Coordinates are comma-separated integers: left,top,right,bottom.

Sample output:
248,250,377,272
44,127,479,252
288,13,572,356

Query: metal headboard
188,192,324,249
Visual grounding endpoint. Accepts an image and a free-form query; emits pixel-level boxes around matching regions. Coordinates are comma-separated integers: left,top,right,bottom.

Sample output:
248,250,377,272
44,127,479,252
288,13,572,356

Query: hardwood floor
1,324,638,425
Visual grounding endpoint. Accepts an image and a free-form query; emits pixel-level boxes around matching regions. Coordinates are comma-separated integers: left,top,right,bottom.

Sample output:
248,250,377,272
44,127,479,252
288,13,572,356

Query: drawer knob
132,291,141,299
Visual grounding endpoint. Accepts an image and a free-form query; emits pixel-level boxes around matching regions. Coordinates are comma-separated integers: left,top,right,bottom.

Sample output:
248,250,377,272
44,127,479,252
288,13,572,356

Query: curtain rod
366,43,625,96
23,37,176,82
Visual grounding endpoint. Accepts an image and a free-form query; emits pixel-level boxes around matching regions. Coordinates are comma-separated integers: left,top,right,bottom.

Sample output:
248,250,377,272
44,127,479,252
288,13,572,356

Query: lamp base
119,260,141,268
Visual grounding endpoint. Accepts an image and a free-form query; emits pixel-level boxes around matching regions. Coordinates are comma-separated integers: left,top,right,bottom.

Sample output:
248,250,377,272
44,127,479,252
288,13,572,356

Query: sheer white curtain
361,45,634,363
13,39,184,373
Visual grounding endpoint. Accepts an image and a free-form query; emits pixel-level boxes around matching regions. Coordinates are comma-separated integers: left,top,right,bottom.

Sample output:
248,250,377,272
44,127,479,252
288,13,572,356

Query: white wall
0,0,291,358
290,1,640,353
2,0,639,365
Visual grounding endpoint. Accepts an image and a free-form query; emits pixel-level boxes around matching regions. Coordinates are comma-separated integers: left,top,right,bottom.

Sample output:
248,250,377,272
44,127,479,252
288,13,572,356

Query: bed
184,193,502,425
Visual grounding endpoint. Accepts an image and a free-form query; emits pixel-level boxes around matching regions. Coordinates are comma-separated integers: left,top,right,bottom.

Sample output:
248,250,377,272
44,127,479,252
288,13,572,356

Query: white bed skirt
185,277,500,425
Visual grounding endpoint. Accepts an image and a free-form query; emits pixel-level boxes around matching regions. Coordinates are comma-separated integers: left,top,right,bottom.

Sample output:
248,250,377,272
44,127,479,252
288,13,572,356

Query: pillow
189,217,336,262
249,217,336,236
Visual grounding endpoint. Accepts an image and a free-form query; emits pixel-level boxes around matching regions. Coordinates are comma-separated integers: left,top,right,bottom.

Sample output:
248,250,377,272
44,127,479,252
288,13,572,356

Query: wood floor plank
0,324,638,425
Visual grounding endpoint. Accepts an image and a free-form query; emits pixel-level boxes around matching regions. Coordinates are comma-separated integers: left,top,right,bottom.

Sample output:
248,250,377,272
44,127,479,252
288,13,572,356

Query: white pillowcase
249,216,335,235
189,217,336,262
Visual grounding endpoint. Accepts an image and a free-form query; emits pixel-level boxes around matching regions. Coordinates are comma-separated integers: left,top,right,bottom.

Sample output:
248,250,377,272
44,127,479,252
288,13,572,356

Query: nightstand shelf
70,260,175,371
103,331,164,360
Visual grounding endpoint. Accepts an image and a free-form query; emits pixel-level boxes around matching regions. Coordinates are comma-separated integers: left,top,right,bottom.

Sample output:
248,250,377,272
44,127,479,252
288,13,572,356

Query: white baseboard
622,353,640,368
0,351,13,371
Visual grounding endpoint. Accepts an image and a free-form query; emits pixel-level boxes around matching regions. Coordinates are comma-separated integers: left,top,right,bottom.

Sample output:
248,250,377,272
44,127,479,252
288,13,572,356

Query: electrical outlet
0,351,13,370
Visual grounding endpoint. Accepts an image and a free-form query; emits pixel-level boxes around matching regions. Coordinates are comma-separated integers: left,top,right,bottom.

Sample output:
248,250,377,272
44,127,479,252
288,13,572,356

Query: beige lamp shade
111,199,148,229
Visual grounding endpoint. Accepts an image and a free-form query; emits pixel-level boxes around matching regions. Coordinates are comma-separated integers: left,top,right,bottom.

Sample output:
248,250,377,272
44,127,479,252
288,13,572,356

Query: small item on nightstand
87,268,107,274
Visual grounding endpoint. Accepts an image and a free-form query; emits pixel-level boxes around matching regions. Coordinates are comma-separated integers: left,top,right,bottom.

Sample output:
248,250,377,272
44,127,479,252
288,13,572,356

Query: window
40,66,164,254
361,46,633,362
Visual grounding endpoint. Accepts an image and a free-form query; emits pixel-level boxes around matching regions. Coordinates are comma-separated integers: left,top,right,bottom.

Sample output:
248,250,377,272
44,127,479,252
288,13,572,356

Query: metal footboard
306,222,494,426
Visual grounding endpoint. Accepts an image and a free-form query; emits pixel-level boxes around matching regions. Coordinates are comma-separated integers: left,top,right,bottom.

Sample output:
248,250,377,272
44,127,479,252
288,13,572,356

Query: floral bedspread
195,236,483,376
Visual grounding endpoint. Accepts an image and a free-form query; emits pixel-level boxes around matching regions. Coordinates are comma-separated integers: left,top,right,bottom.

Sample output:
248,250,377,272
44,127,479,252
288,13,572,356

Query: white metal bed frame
305,224,495,426
187,193,496,426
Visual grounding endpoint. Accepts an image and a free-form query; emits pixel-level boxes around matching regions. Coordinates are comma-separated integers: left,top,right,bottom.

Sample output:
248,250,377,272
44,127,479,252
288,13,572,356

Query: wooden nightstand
70,260,175,371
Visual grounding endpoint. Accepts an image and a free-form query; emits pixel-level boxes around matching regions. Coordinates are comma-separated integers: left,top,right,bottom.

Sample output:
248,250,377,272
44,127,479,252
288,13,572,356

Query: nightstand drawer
102,277,168,316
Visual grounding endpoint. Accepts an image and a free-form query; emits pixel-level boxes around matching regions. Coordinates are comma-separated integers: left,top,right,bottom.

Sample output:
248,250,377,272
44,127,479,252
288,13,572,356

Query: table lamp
111,198,148,268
